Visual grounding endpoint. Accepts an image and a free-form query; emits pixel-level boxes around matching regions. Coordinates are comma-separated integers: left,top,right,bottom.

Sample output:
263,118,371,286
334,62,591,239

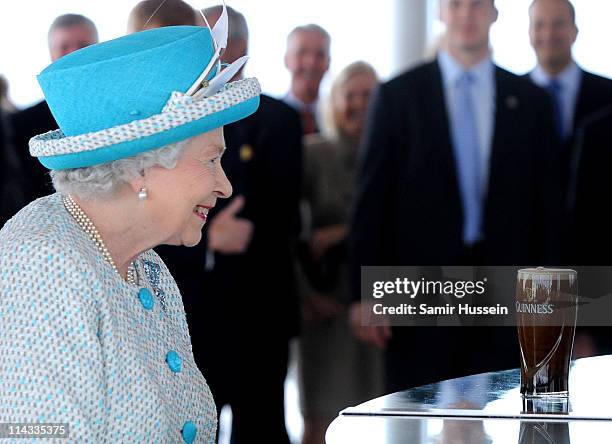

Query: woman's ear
127,169,146,194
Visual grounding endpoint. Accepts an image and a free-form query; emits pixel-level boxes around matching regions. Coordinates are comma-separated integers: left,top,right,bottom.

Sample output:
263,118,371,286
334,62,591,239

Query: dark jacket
10,100,57,200
349,59,561,391
526,69,612,198
0,109,28,225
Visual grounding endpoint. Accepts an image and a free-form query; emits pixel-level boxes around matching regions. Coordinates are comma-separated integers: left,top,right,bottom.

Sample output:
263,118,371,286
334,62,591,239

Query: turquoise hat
29,25,260,170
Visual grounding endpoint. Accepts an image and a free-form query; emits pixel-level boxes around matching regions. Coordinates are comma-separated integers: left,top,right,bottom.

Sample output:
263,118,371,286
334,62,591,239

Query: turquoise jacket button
138,288,154,310
166,350,182,373
181,421,197,443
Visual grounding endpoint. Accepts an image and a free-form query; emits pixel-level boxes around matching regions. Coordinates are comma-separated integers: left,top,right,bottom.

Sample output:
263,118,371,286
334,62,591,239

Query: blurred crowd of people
1,0,612,443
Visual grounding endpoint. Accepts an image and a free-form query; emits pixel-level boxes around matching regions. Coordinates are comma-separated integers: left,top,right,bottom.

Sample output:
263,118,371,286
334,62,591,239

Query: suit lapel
573,69,591,131
488,67,520,197
428,60,461,200
428,61,454,154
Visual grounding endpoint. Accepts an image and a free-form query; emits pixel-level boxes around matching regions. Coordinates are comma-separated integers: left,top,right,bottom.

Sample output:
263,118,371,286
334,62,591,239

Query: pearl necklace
62,195,137,286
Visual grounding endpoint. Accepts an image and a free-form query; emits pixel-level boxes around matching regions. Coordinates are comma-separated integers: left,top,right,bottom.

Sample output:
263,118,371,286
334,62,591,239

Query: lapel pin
506,95,519,109
240,144,254,162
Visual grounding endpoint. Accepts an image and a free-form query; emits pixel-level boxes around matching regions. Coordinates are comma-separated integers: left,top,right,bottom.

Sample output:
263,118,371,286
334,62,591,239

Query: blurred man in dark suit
154,5,302,443
528,0,612,357
10,14,98,201
0,109,27,226
570,105,612,266
349,0,561,393
0,75,27,224
570,106,612,265
567,105,612,355
283,24,330,135
528,0,612,192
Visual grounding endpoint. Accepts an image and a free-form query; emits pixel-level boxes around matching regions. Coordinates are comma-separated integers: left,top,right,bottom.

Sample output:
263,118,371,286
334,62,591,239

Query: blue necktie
546,79,564,139
451,71,482,245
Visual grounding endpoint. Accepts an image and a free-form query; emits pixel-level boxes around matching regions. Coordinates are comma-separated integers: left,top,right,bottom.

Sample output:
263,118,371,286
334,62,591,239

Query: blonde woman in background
298,61,383,444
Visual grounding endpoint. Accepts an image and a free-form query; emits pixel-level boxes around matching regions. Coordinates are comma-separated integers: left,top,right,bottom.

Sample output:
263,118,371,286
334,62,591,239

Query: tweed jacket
0,194,216,443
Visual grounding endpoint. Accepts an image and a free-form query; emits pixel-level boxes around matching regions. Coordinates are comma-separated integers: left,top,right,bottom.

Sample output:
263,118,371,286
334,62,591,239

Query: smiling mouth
194,205,211,222
348,110,366,120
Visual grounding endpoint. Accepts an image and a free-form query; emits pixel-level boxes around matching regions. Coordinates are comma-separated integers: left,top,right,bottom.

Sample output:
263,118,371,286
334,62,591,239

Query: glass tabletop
327,356,612,443
327,415,609,444
341,355,612,420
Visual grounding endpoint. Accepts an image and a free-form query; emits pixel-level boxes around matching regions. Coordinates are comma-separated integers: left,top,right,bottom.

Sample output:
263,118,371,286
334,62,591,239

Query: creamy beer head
516,268,577,325
517,267,577,283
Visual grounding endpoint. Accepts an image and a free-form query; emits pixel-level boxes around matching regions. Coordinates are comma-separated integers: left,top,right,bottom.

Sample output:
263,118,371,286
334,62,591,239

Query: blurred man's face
529,0,577,73
284,30,330,102
49,24,98,61
440,0,497,55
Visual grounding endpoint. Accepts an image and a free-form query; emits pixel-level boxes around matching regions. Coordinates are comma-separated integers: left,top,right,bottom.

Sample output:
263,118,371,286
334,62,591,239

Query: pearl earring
138,187,148,201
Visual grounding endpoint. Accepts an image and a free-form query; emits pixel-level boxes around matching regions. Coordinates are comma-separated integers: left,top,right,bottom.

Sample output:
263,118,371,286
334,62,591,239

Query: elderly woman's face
146,128,231,247
334,72,377,140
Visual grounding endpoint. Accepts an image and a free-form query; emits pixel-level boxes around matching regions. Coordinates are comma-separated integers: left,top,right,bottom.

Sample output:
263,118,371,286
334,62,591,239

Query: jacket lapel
488,67,520,197
573,69,591,130
428,60,462,212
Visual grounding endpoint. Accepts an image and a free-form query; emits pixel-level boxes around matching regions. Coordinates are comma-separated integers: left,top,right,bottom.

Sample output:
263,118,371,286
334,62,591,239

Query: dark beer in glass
516,268,577,397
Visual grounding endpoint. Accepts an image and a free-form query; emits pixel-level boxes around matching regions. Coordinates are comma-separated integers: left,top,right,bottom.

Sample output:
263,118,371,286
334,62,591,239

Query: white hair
51,140,187,200
287,24,331,53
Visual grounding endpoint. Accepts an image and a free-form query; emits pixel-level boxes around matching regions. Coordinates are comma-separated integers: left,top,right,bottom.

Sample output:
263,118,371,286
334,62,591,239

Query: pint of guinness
516,268,577,397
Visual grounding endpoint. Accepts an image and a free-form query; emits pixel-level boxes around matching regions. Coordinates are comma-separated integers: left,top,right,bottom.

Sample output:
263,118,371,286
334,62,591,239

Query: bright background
0,0,396,108
2,1,612,109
